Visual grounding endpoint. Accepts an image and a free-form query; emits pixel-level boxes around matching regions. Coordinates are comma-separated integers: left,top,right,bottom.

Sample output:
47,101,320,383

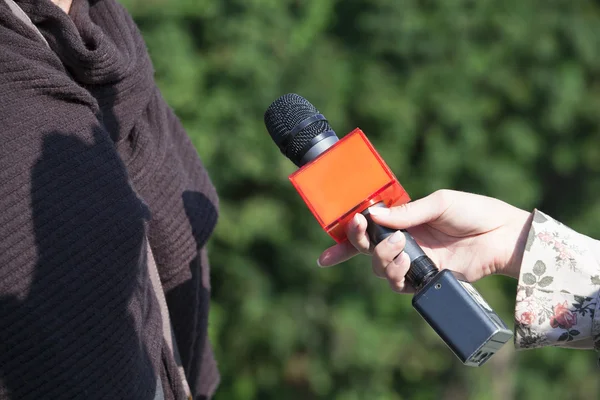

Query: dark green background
122,0,600,398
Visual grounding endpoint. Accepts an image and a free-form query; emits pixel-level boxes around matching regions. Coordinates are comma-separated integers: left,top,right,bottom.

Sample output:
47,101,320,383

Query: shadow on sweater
168,191,220,400
0,128,161,400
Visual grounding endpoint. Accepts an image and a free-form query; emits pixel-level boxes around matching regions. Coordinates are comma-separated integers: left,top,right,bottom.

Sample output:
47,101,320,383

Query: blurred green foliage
122,0,600,398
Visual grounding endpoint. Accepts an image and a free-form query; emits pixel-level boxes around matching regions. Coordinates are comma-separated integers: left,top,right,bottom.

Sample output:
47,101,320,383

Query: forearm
513,210,600,351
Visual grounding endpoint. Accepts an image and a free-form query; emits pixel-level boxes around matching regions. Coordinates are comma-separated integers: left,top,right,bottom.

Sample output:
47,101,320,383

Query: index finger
317,240,362,267
346,213,371,254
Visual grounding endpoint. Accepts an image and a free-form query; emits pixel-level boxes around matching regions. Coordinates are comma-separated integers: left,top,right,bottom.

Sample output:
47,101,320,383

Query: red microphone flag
289,128,410,243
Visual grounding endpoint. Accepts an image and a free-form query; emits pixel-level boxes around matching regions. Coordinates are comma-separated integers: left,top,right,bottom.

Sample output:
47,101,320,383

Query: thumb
367,190,452,230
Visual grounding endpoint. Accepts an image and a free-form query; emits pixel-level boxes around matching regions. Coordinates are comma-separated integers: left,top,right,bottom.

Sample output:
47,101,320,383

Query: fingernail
396,279,405,290
394,252,410,265
368,207,389,216
394,253,404,265
353,214,361,226
388,231,404,244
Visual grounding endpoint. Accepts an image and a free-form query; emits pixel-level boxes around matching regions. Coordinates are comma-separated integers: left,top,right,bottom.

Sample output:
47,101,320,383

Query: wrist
502,209,534,279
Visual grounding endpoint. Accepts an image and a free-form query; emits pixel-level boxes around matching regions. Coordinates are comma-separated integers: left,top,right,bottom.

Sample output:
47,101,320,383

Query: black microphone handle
361,206,438,290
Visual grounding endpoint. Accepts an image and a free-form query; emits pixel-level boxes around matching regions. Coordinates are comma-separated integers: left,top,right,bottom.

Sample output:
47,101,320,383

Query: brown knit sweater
0,1,219,398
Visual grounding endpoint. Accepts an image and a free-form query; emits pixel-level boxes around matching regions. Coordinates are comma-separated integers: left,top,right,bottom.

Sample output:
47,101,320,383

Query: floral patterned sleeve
514,210,600,351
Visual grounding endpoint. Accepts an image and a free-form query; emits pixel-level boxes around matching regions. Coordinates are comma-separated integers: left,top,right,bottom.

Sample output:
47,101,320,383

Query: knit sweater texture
0,0,220,398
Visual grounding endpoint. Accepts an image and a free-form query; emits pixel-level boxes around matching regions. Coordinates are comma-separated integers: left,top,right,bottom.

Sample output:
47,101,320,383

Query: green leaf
591,275,600,285
538,276,554,287
533,261,546,276
525,227,535,252
570,330,580,336
522,273,537,285
558,332,570,342
515,324,527,337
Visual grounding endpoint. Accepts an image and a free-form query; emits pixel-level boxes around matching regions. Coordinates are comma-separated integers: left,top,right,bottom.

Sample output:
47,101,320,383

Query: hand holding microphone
318,189,533,293
264,93,515,366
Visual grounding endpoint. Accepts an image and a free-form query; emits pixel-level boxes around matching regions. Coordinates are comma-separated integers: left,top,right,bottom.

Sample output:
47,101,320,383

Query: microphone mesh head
264,93,332,163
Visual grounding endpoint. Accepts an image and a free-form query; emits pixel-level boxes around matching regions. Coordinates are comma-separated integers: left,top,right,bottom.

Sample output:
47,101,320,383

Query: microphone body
363,207,512,366
264,95,512,367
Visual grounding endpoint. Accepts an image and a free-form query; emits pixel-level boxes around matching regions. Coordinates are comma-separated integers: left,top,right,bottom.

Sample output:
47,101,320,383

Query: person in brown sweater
0,0,220,398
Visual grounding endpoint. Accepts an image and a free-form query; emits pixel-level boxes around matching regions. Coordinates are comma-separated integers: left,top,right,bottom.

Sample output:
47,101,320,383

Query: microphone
264,93,513,367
